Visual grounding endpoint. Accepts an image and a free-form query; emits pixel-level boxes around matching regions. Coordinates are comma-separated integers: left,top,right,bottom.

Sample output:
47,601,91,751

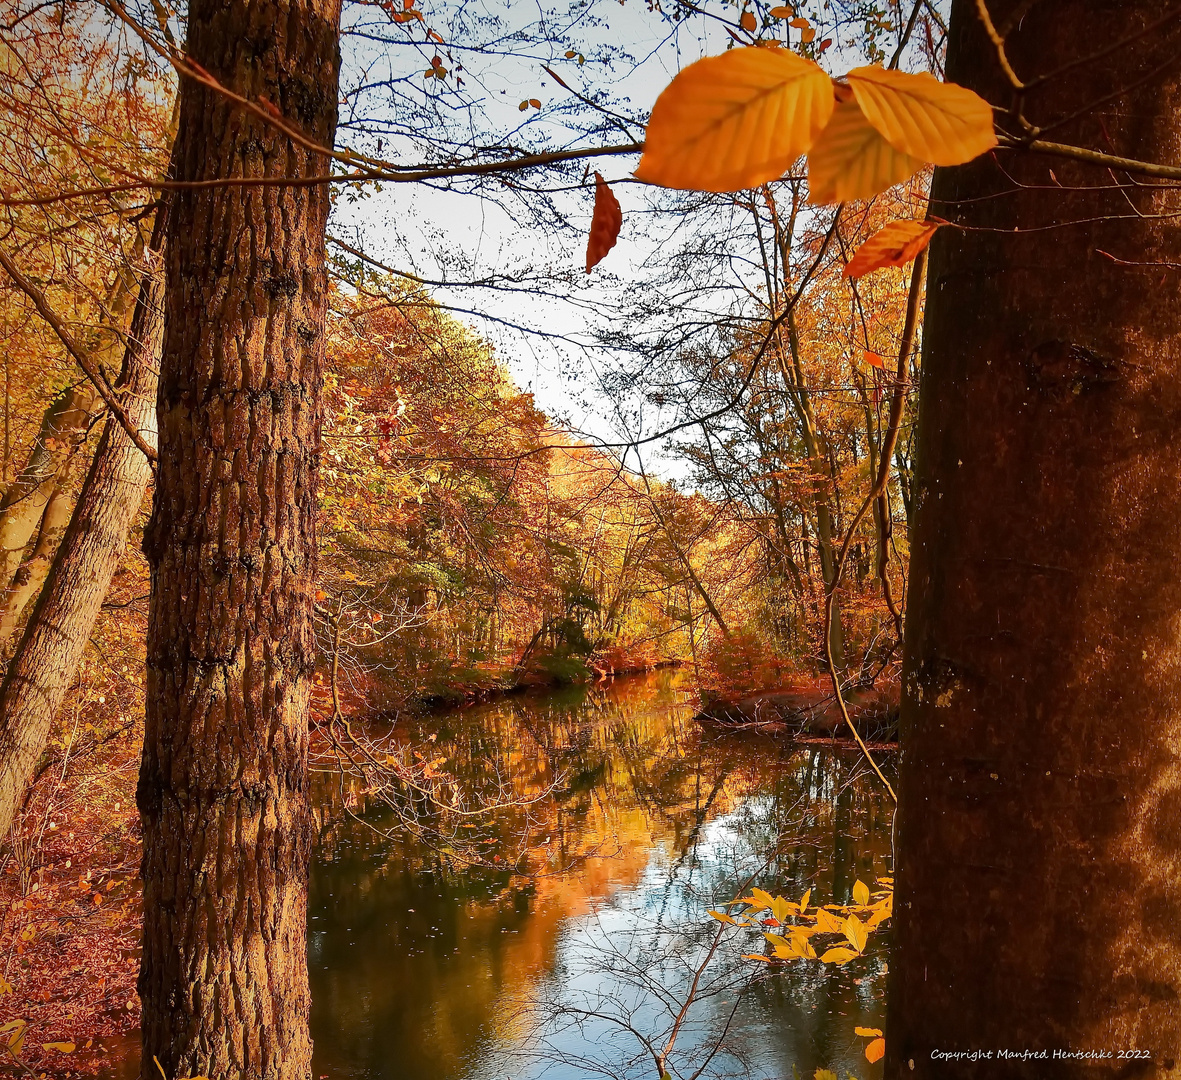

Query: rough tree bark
136,1,342,1076
887,1,1181,1075
0,212,166,840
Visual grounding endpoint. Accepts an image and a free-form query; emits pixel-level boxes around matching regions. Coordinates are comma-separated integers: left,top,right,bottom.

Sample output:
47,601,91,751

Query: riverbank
695,677,900,743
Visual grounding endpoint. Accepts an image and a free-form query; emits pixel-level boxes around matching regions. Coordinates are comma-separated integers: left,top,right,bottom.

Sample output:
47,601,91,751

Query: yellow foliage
845,65,997,166
807,98,924,204
635,48,834,192
638,48,995,202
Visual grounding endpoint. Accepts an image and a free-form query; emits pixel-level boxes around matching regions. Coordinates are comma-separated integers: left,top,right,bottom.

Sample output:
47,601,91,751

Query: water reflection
308,671,894,1080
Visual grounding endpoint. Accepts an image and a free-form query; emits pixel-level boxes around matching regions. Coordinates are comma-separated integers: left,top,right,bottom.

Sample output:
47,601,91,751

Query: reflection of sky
300,675,893,1080
478,802,887,1080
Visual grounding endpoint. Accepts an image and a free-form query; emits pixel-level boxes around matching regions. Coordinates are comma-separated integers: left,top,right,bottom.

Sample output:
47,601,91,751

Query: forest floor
0,724,143,1078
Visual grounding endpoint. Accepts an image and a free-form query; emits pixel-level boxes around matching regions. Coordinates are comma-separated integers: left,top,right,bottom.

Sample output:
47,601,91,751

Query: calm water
107,671,895,1080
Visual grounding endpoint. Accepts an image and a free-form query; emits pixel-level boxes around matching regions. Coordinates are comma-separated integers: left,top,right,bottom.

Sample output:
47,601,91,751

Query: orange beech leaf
842,219,940,278
807,98,924,203
586,172,622,273
740,10,757,32
635,47,834,192
866,1038,886,1063
769,5,794,17
862,350,885,368
855,1027,883,1038
845,66,996,166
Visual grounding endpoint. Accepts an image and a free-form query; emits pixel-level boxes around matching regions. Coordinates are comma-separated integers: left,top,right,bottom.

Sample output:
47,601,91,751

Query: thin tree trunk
0,217,164,840
0,382,96,593
0,481,74,649
136,1,342,1076
887,1,1181,1073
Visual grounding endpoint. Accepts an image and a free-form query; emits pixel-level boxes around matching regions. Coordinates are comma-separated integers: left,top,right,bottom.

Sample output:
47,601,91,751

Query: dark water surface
108,671,894,1080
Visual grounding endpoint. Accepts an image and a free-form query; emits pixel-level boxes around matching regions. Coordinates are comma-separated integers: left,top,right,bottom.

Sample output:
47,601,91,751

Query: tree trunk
136,1,342,1076
0,382,97,597
887,2,1181,1075
0,480,74,649
0,217,166,840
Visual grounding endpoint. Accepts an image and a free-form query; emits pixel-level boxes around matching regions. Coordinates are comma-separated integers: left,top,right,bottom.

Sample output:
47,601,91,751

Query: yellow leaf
743,952,773,963
806,98,923,204
866,1037,886,1063
740,10,757,32
855,1026,883,1037
815,1069,839,1080
814,907,844,933
846,66,996,166
819,946,859,964
852,879,871,906
708,910,737,925
799,887,811,912
770,894,795,922
769,6,794,17
747,887,776,912
43,1043,76,1053
843,913,869,953
843,219,939,278
636,48,834,192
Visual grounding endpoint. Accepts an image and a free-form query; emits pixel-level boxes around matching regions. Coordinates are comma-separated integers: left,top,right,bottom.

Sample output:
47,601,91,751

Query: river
107,670,895,1079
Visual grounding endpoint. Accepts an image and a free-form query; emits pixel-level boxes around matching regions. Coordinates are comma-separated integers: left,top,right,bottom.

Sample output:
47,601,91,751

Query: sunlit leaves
843,219,940,278
586,172,622,273
731,877,892,969
862,350,886,369
635,48,834,192
814,906,844,933
42,1042,76,1053
843,913,868,952
639,48,995,202
846,66,997,166
806,98,925,204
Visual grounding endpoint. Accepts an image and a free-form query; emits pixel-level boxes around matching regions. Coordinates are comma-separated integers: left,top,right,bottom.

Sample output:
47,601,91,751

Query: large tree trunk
0,222,165,840
887,2,1181,1075
136,1,341,1076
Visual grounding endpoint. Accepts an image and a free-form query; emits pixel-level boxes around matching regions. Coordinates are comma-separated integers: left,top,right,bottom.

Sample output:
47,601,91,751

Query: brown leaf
740,10,757,32
842,219,940,278
586,172,622,273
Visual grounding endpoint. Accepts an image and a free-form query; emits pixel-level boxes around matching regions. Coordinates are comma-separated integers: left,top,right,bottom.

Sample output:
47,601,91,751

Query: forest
0,0,1178,1078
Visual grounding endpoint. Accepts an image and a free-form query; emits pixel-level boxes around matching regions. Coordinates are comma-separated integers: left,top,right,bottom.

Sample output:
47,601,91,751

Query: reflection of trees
308,672,896,1080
